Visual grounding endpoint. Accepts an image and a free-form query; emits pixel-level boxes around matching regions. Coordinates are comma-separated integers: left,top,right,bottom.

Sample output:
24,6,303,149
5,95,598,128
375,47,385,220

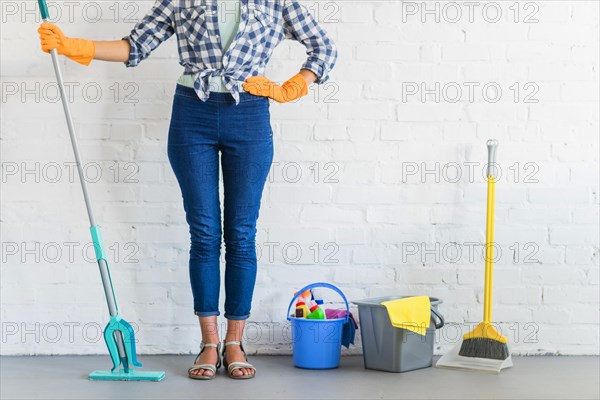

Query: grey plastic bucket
353,296,444,373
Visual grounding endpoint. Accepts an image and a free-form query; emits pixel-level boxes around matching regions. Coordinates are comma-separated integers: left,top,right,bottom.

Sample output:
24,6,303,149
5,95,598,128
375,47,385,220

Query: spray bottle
311,288,325,306
306,300,326,320
294,291,310,318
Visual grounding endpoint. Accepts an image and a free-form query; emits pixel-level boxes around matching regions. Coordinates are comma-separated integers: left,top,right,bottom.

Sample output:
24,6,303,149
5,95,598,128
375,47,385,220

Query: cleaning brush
458,140,510,361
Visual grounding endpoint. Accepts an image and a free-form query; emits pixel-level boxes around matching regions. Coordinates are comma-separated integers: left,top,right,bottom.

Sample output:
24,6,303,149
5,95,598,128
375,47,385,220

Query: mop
436,140,513,373
37,0,165,381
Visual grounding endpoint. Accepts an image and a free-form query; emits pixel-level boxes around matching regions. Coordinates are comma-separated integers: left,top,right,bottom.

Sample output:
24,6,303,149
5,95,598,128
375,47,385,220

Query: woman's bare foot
224,319,255,377
189,344,219,377
190,316,220,377
223,342,255,377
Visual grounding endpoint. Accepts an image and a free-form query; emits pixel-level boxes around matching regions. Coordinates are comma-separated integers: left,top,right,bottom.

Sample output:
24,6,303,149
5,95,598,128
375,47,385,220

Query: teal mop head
89,370,166,381
88,315,165,381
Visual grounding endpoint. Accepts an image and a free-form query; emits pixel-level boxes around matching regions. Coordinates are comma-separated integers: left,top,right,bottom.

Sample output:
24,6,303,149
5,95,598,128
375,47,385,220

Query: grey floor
1,355,599,399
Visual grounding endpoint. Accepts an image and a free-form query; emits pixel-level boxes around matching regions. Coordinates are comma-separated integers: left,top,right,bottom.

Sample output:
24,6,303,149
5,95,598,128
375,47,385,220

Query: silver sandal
188,342,221,380
222,340,256,380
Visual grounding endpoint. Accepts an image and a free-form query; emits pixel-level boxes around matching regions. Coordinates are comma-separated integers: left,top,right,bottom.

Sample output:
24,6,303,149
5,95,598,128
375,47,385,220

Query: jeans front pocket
226,97,272,142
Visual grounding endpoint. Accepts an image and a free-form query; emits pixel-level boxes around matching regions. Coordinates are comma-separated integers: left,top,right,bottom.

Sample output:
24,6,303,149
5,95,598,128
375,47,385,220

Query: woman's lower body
168,84,273,377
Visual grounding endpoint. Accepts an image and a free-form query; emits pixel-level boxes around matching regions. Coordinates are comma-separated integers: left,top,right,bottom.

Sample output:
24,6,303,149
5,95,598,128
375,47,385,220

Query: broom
458,139,510,360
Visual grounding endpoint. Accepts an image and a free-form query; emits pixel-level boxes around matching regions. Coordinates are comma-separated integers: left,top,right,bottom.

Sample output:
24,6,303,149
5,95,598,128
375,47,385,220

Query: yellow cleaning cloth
380,296,431,336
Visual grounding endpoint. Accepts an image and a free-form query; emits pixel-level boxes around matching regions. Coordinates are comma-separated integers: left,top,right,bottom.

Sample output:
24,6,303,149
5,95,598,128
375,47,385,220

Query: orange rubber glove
38,22,95,66
243,73,308,103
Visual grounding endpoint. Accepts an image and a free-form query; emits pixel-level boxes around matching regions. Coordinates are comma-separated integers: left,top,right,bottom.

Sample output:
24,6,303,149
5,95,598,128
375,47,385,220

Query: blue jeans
167,84,273,320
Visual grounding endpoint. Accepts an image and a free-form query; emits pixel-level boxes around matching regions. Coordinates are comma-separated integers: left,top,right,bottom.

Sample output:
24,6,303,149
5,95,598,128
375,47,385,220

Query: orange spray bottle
294,290,311,318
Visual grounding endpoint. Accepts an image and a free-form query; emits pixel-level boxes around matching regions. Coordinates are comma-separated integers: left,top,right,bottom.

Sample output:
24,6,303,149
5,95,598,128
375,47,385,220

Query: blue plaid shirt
124,0,338,105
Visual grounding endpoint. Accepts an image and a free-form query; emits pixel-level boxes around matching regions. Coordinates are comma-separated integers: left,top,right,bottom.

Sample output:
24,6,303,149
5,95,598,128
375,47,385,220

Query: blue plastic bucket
286,282,349,369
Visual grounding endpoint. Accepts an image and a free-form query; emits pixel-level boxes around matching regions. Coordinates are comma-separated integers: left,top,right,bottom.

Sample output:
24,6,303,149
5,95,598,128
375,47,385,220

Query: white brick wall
1,1,598,356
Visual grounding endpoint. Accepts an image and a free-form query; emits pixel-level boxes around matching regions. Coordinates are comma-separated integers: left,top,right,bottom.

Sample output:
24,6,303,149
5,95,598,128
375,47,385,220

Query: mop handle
38,0,49,18
37,0,119,318
38,3,95,226
483,139,498,323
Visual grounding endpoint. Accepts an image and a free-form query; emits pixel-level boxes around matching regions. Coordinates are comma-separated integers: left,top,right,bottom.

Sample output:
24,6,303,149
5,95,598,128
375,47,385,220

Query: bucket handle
431,307,445,329
286,282,350,322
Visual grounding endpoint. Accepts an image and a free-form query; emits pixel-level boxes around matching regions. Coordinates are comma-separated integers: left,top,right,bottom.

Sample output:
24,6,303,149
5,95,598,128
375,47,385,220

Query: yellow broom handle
484,176,495,322
484,140,498,323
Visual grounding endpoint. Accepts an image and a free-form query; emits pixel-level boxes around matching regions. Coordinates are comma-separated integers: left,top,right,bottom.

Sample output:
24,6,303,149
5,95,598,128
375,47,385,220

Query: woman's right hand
38,22,95,66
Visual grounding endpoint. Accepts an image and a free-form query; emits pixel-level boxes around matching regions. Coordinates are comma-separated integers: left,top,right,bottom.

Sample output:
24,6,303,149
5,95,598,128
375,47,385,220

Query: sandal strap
188,364,217,374
227,361,256,373
223,340,246,354
201,342,220,348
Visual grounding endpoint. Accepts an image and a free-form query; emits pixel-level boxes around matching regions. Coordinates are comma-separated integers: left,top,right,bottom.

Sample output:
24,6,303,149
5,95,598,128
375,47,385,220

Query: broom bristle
459,337,510,360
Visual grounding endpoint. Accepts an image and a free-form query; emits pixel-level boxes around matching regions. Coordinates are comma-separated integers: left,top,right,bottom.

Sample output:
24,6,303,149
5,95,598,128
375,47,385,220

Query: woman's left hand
243,73,308,103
